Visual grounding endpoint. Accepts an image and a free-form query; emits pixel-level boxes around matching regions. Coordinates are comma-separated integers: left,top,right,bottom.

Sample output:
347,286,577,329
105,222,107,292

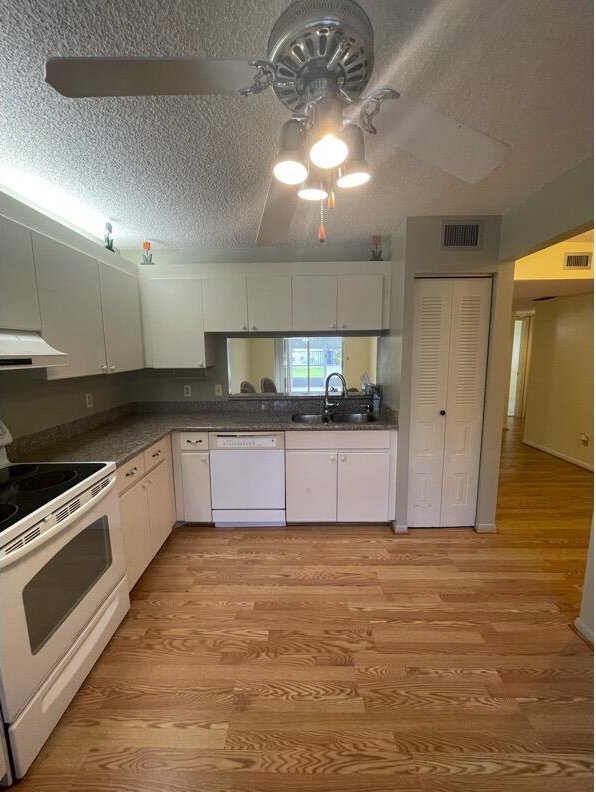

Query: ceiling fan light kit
43,0,510,245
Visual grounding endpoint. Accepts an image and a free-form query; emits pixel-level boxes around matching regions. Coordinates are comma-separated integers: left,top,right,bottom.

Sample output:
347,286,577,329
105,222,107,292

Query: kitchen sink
330,412,377,424
291,412,377,424
291,413,328,424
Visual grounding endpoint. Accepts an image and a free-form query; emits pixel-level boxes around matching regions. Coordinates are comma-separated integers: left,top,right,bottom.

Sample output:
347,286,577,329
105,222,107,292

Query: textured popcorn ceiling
0,0,593,249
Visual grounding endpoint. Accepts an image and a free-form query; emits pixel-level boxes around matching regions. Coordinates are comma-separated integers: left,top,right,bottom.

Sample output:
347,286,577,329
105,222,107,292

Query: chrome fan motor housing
267,0,374,112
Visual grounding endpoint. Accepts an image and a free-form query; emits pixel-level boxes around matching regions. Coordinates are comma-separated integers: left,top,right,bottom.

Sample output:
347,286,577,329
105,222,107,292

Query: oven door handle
0,475,118,569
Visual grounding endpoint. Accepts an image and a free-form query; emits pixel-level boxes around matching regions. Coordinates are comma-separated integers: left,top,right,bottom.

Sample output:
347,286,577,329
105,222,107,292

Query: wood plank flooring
18,419,593,791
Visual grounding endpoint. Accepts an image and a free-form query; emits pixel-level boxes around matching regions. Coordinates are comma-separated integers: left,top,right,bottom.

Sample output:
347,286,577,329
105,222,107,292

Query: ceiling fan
44,0,509,245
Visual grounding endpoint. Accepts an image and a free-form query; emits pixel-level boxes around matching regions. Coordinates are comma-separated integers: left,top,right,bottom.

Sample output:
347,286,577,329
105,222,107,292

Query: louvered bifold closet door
407,279,452,527
440,278,492,526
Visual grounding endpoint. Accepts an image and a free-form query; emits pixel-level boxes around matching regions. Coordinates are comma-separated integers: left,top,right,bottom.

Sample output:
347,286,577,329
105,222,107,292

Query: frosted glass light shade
298,185,328,201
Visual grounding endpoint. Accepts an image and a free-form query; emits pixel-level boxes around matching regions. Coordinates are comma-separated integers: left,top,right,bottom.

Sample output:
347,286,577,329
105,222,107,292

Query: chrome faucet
324,372,347,411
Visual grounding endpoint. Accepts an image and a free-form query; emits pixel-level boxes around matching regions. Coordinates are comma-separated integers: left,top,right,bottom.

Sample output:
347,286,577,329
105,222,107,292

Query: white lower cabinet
285,431,395,523
118,437,176,589
178,432,212,522
286,451,338,522
337,451,391,522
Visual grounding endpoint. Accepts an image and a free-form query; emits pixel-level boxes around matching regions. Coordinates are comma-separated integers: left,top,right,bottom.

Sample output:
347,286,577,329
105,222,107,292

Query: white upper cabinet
99,265,144,374
203,277,248,332
292,275,338,331
140,278,212,368
337,274,384,331
247,274,292,332
33,233,107,380
0,215,41,330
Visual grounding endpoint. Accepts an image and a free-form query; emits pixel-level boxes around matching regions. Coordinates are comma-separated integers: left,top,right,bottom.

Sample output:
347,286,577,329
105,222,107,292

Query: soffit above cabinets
1,0,592,248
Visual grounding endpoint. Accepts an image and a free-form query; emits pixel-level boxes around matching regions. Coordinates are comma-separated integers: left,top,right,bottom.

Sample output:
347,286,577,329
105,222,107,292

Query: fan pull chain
317,200,326,243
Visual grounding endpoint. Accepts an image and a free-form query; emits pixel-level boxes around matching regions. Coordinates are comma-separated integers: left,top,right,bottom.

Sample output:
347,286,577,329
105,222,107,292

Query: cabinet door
407,278,452,527
141,279,208,368
33,233,107,380
0,216,41,330
180,452,212,522
337,451,390,523
146,457,176,555
247,274,291,332
202,277,248,332
440,278,491,527
286,451,337,522
119,479,152,590
292,275,337,332
337,274,383,331
100,264,144,373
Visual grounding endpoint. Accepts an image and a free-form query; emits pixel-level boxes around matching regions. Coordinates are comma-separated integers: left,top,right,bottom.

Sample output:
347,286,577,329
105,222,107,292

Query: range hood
0,330,68,370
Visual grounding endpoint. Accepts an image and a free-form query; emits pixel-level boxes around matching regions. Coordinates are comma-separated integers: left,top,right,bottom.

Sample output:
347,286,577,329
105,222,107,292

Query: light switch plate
214,384,223,397
85,393,94,409
183,384,192,397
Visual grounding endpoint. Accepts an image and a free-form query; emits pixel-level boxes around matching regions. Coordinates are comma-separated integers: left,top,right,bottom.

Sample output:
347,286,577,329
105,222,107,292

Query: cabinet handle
186,439,203,445
125,466,138,477
339,455,347,462
251,325,257,331
339,323,346,329
100,364,108,372
440,410,446,416
329,455,335,461
200,456,207,463
110,364,116,371
198,361,204,368
142,482,148,489
241,325,248,331
329,324,336,329
151,450,162,458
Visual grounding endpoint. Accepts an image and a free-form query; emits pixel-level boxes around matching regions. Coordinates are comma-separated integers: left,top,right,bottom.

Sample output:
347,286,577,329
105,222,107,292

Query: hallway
15,419,594,791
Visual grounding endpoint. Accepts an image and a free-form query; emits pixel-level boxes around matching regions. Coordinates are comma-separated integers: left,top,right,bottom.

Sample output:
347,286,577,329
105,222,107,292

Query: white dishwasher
208,432,286,527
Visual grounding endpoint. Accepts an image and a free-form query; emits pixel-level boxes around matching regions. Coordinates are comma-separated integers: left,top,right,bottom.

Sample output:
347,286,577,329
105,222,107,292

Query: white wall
378,215,515,532
499,157,593,261
523,293,594,469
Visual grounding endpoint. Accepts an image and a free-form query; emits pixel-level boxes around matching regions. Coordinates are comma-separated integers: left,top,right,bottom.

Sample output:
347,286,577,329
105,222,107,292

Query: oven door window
22,515,113,654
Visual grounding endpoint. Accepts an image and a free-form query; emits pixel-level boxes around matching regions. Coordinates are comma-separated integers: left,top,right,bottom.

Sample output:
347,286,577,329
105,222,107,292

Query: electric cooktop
0,462,107,533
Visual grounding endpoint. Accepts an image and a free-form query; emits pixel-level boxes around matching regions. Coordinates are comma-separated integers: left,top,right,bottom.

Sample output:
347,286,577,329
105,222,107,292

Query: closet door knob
440,410,446,416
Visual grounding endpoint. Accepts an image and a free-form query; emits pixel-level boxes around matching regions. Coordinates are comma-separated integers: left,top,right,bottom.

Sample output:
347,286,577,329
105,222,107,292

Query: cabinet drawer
144,435,171,472
285,430,392,450
179,432,209,450
117,452,146,494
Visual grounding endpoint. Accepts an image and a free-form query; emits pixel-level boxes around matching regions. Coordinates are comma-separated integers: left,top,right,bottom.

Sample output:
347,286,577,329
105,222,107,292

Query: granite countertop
15,410,397,467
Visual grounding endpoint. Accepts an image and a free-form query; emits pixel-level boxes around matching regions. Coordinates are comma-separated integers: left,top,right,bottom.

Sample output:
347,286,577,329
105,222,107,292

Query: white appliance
0,330,68,370
209,432,285,527
0,422,129,781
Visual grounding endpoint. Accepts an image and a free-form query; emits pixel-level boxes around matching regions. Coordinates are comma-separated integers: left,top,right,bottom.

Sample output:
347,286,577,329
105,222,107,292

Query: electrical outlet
579,433,590,447
85,393,94,409
214,384,223,397
183,384,192,398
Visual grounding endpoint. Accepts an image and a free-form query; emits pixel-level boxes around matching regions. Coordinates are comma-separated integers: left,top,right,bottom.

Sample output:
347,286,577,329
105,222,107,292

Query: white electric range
0,421,129,784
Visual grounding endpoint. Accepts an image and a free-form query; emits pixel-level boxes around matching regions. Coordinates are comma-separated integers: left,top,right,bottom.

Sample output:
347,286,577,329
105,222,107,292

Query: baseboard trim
392,523,409,535
475,523,497,533
522,440,594,471
573,617,594,647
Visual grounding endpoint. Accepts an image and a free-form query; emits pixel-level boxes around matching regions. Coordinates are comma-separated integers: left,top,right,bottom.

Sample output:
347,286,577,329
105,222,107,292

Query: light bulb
273,159,308,185
298,185,328,201
309,133,348,169
336,164,371,189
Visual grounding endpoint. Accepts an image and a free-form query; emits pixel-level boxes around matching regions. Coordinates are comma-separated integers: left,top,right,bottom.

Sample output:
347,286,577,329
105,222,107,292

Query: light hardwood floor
17,419,594,791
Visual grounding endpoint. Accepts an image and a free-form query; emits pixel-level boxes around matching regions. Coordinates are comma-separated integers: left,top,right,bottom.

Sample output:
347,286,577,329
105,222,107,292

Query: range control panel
209,433,285,450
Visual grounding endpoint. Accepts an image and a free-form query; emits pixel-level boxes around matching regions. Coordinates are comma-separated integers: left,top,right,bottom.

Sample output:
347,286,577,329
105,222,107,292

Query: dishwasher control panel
209,432,285,450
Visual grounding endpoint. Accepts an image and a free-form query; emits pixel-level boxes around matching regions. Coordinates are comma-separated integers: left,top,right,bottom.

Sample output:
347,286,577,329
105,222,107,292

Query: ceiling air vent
441,222,483,250
563,253,592,270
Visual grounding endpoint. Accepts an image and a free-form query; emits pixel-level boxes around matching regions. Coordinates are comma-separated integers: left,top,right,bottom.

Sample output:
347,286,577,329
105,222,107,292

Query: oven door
0,475,125,721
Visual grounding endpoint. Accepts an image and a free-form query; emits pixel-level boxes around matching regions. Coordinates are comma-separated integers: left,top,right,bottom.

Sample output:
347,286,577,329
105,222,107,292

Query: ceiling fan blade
44,57,255,98
256,178,297,246
374,93,509,184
